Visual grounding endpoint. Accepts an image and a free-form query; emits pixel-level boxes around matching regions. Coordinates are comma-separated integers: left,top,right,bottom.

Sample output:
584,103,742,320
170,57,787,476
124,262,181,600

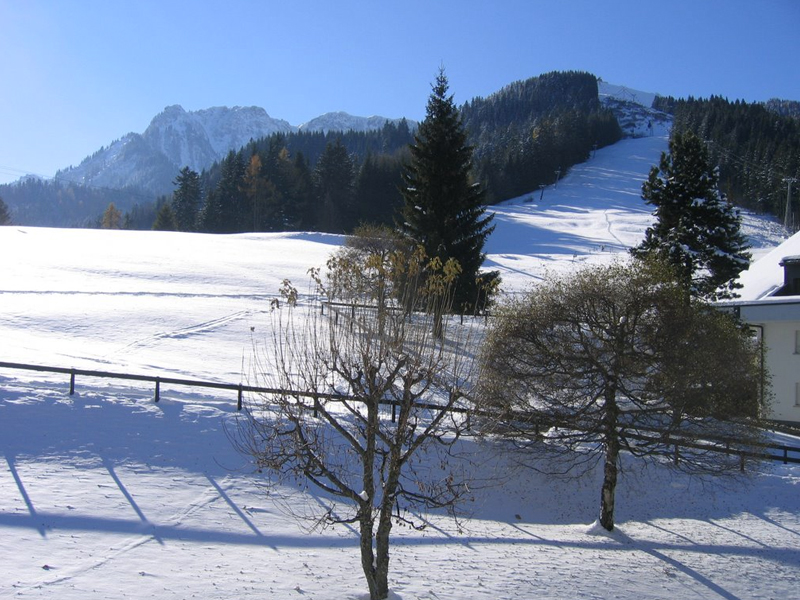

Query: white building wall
762,320,800,423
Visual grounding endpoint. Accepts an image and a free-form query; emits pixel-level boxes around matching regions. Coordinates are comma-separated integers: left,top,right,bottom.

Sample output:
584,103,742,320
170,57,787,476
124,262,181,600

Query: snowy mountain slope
0,133,795,600
55,105,297,194
141,105,222,171
298,111,412,134
599,80,672,138
52,133,178,194
191,106,296,157
598,80,657,108
484,132,785,292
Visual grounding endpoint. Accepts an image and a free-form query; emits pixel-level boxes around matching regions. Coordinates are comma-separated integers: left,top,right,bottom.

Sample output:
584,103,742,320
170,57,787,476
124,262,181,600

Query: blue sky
1,0,798,185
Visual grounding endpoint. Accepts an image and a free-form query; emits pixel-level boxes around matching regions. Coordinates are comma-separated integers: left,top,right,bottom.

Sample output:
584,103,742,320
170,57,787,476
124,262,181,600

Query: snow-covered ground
1,133,798,600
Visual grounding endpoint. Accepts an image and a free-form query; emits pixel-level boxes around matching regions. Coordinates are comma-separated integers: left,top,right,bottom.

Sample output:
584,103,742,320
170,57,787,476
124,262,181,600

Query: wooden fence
623,429,800,469
1,360,799,466
0,360,349,411
0,360,457,421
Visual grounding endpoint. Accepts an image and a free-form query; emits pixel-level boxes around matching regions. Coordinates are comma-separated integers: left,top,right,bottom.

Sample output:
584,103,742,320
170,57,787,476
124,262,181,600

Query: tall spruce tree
0,195,10,225
199,151,247,233
314,139,355,233
632,132,751,300
152,201,177,231
171,167,202,232
401,69,496,313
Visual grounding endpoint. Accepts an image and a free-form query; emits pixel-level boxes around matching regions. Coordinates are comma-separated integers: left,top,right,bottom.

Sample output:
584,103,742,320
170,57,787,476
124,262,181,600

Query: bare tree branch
231,238,482,600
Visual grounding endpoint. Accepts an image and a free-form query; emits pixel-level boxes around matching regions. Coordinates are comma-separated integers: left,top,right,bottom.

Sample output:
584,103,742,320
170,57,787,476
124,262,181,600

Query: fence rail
0,360,460,420
1,360,799,466
623,430,800,467
0,360,350,411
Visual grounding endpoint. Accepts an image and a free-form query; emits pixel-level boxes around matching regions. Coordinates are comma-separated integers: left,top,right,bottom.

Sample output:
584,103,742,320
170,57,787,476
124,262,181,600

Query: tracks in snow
110,310,259,357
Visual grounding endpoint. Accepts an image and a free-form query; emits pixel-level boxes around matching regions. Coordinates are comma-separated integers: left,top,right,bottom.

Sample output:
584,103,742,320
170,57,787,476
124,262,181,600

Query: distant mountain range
46,105,413,197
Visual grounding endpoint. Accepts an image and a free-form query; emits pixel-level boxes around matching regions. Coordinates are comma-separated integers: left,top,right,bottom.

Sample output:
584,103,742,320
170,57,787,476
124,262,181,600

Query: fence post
154,377,160,403
674,443,680,466
237,384,243,411
69,370,75,396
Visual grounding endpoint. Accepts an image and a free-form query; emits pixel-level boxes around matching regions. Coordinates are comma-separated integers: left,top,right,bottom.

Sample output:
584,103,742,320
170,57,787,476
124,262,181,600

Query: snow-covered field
2,133,798,599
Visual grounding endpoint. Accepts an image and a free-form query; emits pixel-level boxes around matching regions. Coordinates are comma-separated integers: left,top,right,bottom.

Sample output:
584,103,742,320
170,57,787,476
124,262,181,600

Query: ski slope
484,134,786,292
1,133,797,600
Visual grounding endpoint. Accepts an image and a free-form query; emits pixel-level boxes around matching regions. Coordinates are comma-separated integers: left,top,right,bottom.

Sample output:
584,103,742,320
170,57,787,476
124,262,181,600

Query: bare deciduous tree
478,258,767,531
233,238,478,600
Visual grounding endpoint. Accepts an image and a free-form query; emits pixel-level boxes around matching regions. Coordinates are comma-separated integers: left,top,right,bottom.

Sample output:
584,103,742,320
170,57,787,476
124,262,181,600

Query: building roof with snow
730,230,800,302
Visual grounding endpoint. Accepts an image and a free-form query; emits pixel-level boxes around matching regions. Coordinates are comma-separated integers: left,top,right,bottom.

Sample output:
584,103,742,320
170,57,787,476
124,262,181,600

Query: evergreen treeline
0,195,10,225
461,71,623,202
252,120,415,170
653,95,800,221
0,177,148,227
195,121,416,234
188,132,410,235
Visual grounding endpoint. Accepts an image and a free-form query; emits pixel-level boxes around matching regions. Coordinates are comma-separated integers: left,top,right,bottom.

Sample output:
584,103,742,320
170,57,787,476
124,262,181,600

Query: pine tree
354,153,405,227
243,154,275,231
0,195,11,225
633,132,751,300
401,69,496,313
313,139,355,233
658,96,800,218
171,167,202,232
289,151,315,230
199,151,247,233
152,202,177,231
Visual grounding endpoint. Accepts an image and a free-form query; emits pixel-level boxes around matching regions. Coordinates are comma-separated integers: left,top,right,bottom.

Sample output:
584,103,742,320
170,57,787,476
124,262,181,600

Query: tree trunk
359,512,384,600
360,395,401,599
599,433,619,531
360,397,385,599
433,304,444,340
369,439,403,599
358,491,394,599
599,387,620,531
373,511,392,599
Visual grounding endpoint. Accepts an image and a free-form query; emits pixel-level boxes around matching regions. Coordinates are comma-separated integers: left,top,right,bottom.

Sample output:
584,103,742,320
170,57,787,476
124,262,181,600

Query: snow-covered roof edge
730,229,800,302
